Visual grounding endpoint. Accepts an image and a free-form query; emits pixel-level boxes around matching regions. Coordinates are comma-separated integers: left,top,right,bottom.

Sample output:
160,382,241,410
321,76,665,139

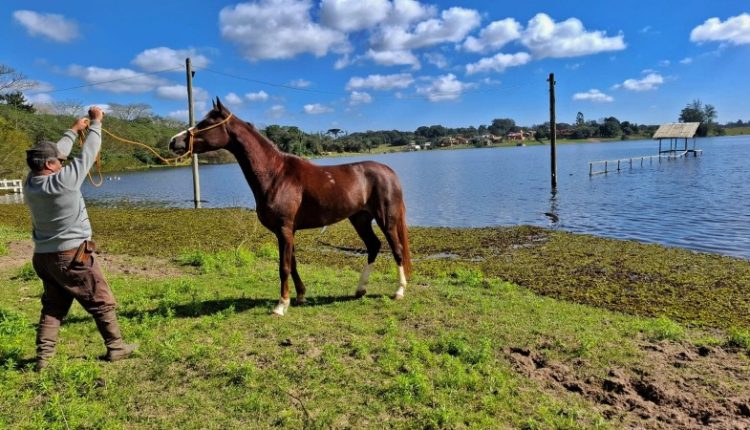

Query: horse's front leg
272,227,294,316
291,247,307,305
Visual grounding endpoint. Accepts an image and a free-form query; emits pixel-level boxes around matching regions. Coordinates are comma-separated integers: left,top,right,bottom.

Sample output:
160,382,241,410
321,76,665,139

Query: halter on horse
169,98,411,316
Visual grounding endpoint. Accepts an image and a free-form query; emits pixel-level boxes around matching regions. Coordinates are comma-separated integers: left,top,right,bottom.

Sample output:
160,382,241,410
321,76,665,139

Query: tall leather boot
94,311,138,362
35,320,60,371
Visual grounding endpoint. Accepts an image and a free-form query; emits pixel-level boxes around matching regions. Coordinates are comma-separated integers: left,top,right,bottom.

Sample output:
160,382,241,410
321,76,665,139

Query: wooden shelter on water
653,122,702,157
588,122,703,176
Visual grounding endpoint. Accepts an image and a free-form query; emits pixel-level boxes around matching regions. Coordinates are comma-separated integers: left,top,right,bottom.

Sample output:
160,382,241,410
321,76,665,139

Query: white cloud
28,80,55,93
365,49,421,68
346,73,415,91
658,60,670,67
132,47,209,72
416,73,474,102
520,13,626,58
155,85,208,101
304,103,334,114
690,13,750,45
267,104,286,119
12,10,79,43
616,73,664,91
219,0,348,60
389,0,436,26
246,90,269,102
67,65,167,93
423,52,448,68
225,92,243,105
465,52,531,74
349,91,372,105
320,0,390,32
288,79,311,88
680,57,693,64
168,102,208,121
26,93,54,106
572,89,613,103
462,18,522,53
168,110,189,121
371,7,480,51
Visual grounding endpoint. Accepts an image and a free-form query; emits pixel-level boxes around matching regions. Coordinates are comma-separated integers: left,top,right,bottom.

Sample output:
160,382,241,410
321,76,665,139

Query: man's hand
70,117,90,133
88,106,104,122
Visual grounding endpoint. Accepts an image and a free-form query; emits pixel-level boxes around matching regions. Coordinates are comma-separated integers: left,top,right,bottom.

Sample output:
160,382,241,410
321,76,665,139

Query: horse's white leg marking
355,263,373,297
272,297,291,316
394,265,407,300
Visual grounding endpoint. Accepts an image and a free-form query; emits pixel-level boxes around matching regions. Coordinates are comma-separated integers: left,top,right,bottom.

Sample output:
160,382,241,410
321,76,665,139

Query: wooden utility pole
186,57,202,209
548,73,557,190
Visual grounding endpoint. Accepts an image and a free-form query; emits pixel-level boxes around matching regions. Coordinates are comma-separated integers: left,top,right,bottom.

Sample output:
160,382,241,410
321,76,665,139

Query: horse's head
169,97,234,155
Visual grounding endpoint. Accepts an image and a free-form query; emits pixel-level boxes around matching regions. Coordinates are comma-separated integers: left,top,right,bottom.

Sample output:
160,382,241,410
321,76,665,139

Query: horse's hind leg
349,212,381,298
376,214,407,300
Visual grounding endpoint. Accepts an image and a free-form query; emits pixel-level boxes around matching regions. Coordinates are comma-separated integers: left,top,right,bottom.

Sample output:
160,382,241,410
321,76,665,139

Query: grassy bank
2,205,750,429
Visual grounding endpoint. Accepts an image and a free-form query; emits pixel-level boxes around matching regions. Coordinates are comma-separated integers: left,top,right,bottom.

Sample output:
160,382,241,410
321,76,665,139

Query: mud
507,342,750,429
0,239,185,278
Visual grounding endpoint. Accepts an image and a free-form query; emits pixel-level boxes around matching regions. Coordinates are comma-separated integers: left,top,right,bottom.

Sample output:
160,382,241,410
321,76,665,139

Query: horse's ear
212,98,217,109
216,97,226,113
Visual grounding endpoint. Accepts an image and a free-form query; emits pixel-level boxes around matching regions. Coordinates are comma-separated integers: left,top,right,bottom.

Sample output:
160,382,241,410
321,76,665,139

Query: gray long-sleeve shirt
24,121,102,253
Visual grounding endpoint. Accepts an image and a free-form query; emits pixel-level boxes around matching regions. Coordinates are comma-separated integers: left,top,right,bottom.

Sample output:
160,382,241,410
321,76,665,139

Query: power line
25,65,184,95
198,66,544,100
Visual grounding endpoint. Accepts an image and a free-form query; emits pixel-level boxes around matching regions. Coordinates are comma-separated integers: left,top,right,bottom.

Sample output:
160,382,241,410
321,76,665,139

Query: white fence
0,179,23,193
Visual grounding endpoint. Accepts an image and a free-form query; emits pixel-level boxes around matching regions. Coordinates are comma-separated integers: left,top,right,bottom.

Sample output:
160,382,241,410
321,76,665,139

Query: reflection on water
6,136,747,260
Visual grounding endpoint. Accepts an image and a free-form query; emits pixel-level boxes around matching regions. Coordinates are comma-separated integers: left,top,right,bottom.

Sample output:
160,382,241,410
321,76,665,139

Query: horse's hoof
272,298,290,316
354,289,367,299
294,297,306,306
271,311,284,317
393,293,404,300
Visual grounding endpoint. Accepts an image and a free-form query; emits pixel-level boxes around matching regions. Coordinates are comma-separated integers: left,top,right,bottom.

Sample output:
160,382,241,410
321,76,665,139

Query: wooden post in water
186,58,202,209
548,73,557,189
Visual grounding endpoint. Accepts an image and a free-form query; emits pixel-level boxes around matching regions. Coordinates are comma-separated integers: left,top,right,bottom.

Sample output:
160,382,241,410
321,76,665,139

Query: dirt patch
507,342,750,429
1,239,187,278
0,240,33,271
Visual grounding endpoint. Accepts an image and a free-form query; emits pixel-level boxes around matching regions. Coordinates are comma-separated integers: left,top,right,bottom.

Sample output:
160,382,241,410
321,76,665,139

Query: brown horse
169,98,411,316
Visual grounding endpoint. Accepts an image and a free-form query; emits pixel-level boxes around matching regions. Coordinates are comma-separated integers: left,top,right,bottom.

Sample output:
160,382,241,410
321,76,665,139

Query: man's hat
26,141,66,162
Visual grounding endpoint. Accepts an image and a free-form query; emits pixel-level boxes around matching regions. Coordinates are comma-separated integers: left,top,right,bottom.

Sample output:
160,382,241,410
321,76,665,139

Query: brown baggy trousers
32,241,117,321
32,241,119,363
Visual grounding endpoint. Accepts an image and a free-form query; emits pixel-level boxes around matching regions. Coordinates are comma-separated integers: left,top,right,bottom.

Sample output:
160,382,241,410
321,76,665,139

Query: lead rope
75,113,233,187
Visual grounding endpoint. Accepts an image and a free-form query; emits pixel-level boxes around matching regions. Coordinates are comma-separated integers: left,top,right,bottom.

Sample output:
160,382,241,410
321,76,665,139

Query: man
24,106,136,371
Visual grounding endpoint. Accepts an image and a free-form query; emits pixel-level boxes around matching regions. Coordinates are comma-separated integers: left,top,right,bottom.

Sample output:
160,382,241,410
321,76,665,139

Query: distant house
470,134,503,146
405,142,421,151
506,130,536,141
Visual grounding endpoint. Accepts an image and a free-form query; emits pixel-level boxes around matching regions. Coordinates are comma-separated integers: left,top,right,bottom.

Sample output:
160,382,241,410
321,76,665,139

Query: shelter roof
652,122,700,139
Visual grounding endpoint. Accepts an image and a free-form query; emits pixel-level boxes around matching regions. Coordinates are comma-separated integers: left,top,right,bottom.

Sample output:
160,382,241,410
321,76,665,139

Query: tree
0,91,35,113
108,103,152,121
599,116,622,138
488,118,516,136
0,116,32,177
0,65,35,93
679,99,717,137
49,100,85,116
575,112,585,126
326,128,342,139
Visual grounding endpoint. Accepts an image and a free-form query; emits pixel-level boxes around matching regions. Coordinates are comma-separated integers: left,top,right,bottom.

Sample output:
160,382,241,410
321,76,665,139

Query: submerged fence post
548,73,557,190
186,57,202,209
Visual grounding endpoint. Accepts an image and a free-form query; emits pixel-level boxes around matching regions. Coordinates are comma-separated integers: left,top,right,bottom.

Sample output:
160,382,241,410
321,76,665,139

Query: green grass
1,204,750,329
1,205,749,428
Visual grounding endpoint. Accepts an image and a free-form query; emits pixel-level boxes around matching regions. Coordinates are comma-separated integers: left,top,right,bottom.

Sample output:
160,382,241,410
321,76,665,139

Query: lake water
4,136,749,259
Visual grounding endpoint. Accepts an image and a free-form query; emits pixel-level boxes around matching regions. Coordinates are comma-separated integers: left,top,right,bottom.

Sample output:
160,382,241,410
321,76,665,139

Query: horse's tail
398,199,411,279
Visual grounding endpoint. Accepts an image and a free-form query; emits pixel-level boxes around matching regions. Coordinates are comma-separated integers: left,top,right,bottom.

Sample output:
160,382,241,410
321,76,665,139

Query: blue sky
2,0,749,132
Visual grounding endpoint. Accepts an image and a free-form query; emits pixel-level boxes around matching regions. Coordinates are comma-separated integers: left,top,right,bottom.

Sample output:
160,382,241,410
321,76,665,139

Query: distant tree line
0,62,743,177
